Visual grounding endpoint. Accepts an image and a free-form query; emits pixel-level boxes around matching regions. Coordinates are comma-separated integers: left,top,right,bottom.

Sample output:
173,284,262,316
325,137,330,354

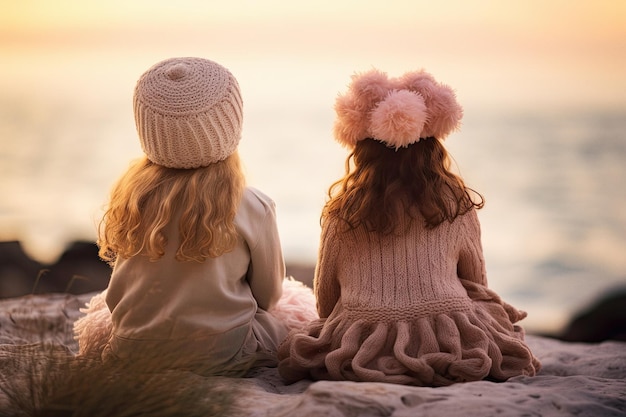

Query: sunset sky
1,0,625,110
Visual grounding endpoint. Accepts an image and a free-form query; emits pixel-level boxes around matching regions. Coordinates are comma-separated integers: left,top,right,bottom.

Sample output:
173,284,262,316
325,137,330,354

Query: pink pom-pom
369,90,428,148
399,70,438,99
349,69,391,109
333,92,369,148
333,67,462,147
399,71,462,140
420,83,463,139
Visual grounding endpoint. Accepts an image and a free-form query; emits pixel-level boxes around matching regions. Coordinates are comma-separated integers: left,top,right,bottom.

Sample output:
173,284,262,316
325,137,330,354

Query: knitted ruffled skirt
277,279,541,386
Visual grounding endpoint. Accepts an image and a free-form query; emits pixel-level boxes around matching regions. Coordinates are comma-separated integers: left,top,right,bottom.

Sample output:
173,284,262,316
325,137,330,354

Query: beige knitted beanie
133,57,243,168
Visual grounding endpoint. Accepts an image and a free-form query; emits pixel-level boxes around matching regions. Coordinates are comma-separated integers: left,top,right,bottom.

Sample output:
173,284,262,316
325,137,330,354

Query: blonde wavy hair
98,153,245,264
324,138,483,234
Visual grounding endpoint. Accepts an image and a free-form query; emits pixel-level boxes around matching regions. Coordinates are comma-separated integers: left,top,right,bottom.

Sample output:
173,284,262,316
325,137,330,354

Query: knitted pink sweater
278,209,540,386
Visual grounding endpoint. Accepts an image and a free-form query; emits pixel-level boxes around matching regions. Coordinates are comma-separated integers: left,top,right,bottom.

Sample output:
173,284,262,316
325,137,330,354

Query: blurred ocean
1,81,625,335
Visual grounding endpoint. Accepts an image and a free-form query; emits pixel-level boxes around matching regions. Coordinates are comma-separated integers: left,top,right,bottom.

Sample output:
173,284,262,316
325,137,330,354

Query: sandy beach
0,291,624,416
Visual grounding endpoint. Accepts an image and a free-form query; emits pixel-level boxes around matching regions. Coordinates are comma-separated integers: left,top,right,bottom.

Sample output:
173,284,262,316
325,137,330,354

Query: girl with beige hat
74,57,315,376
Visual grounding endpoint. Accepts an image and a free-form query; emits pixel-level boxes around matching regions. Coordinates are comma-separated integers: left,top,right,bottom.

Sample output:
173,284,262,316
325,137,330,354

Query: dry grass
0,290,240,417
0,342,239,417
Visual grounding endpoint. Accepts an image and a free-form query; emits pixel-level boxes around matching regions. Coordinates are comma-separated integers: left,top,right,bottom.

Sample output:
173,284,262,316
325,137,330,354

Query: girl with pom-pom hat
277,68,541,386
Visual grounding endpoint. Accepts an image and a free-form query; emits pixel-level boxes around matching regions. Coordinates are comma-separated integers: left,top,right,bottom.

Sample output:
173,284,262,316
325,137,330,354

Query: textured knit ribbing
133,57,243,168
333,214,476,321
278,209,541,386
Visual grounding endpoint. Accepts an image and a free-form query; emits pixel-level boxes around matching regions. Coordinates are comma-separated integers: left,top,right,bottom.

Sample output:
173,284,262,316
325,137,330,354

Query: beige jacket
105,187,287,374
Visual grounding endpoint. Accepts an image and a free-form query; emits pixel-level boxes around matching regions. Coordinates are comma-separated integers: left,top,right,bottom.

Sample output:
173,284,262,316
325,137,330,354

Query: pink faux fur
370,90,428,149
270,277,319,331
333,93,367,148
73,277,318,358
333,68,463,149
73,290,111,358
349,69,390,109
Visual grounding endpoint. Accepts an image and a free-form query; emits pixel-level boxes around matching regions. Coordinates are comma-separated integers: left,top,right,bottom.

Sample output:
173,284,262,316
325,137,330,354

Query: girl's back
324,211,480,321
105,187,285,363
74,57,291,377
278,67,541,386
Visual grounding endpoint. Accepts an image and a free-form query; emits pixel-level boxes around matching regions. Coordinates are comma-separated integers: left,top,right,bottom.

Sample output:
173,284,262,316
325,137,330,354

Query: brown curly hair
323,138,483,233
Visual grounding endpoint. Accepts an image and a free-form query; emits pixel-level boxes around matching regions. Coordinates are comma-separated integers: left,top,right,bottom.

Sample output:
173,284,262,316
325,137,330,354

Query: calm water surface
1,91,625,334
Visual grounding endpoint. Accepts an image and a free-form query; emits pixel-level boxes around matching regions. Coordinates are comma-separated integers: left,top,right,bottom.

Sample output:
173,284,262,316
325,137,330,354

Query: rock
0,241,43,298
0,240,111,299
559,286,626,343
285,263,314,288
47,241,112,295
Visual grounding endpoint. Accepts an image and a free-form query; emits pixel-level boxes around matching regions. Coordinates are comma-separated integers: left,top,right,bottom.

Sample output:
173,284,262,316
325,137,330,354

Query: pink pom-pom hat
333,68,463,149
